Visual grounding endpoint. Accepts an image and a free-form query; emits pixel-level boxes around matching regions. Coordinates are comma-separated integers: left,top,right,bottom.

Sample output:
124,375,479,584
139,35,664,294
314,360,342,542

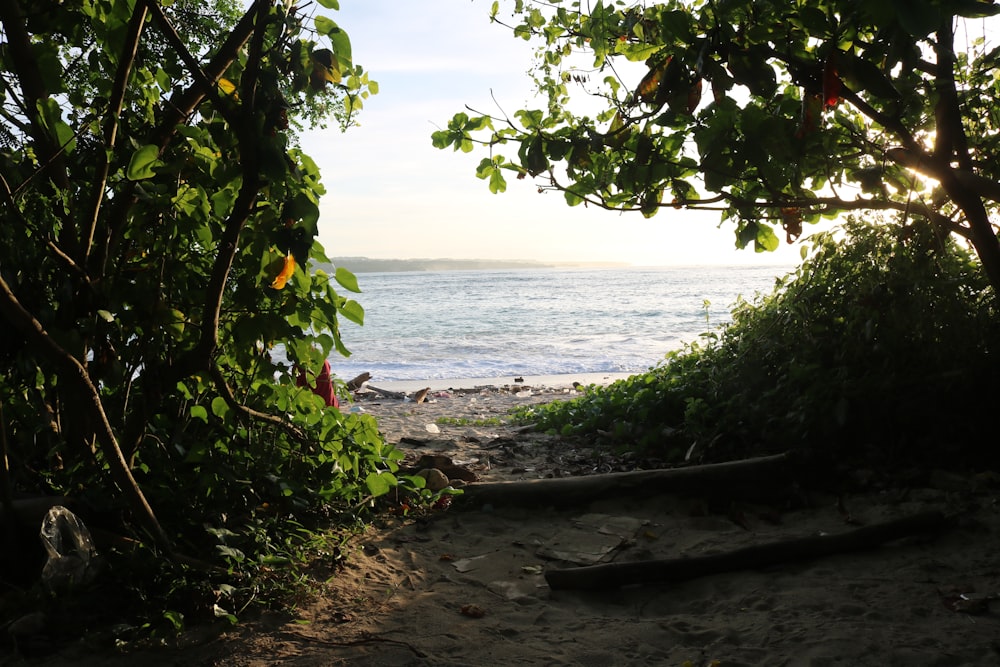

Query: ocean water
327,265,793,383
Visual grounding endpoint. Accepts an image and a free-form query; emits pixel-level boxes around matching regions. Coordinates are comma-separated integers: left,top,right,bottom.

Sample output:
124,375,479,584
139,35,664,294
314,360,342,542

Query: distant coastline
327,257,629,273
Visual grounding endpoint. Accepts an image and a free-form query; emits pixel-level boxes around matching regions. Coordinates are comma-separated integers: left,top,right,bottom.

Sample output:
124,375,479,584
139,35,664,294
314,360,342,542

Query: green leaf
524,134,548,175
316,0,340,8
317,18,353,67
431,129,453,149
36,98,75,153
316,16,339,35
515,109,544,129
365,471,397,497
840,52,900,100
216,544,245,562
339,299,364,325
726,47,777,98
211,396,230,419
489,168,507,194
127,144,162,181
190,405,208,423
162,611,185,633
35,44,66,94
755,223,780,252
335,266,361,293
284,193,321,232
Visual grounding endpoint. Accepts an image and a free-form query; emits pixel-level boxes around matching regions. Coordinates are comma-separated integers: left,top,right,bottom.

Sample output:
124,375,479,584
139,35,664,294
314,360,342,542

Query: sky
299,0,809,267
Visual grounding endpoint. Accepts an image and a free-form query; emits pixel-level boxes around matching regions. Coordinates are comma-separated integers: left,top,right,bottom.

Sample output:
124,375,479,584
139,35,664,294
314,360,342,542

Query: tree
434,0,1000,297
0,0,391,571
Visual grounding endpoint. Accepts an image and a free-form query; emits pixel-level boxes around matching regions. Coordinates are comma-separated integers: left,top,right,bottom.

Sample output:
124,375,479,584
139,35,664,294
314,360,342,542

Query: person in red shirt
296,359,339,408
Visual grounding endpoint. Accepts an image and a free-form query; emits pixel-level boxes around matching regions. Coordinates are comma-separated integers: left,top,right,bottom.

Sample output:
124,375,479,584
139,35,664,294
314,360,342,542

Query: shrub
521,216,999,471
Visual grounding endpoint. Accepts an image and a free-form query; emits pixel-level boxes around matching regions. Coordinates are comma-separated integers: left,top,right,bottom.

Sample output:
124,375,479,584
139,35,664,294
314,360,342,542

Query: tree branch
82,3,149,267
546,172,963,238
933,20,973,171
191,0,269,366
98,2,262,275
886,147,1000,207
208,365,309,444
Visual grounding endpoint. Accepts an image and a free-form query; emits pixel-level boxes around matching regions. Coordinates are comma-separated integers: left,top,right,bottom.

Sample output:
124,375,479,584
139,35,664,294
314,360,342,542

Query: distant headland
327,257,629,273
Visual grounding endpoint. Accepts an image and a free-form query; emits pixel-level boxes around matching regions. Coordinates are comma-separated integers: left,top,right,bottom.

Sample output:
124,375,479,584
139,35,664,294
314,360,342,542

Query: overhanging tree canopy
435,0,1000,295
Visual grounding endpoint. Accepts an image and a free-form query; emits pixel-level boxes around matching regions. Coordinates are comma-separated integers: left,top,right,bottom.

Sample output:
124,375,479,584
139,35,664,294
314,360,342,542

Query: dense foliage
436,0,1000,296
521,216,999,471
0,0,400,631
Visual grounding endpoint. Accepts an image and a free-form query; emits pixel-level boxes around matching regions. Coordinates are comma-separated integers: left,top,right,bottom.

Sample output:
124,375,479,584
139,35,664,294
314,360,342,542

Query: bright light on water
327,266,791,382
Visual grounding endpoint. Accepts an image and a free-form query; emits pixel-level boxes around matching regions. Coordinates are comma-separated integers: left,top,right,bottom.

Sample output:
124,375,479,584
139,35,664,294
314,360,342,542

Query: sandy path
34,384,1000,666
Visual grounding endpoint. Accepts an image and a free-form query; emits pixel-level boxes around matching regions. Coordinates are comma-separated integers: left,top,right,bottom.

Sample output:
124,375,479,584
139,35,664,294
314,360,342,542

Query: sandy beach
34,378,1000,666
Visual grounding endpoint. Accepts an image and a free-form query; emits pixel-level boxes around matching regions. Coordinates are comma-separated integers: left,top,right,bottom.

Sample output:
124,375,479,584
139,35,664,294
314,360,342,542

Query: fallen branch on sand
457,453,792,508
545,509,954,590
365,384,407,400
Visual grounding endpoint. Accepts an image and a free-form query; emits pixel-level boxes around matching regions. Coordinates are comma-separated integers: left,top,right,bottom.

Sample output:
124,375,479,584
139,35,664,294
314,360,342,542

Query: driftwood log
457,453,793,508
545,510,954,590
346,372,371,391
365,384,407,400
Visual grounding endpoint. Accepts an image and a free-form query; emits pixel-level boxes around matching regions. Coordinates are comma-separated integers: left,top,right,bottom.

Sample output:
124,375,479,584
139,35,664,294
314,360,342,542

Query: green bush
521,216,999,470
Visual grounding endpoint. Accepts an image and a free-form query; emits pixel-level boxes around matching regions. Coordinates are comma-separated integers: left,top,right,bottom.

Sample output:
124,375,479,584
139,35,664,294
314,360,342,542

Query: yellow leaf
270,254,295,289
310,49,341,90
217,77,238,98
635,56,671,104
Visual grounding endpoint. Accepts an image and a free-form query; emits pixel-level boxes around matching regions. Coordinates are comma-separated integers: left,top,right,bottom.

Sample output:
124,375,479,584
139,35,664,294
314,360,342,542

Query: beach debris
432,495,454,510
452,554,488,573
514,376,524,383
424,423,440,434
345,372,371,391
366,384,406,400
939,587,997,615
39,506,100,593
459,604,487,618
533,514,645,566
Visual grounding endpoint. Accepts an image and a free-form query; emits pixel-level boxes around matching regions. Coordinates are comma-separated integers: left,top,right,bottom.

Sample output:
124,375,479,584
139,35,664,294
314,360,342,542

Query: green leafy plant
519,216,999,470
0,0,394,627
439,0,1000,297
